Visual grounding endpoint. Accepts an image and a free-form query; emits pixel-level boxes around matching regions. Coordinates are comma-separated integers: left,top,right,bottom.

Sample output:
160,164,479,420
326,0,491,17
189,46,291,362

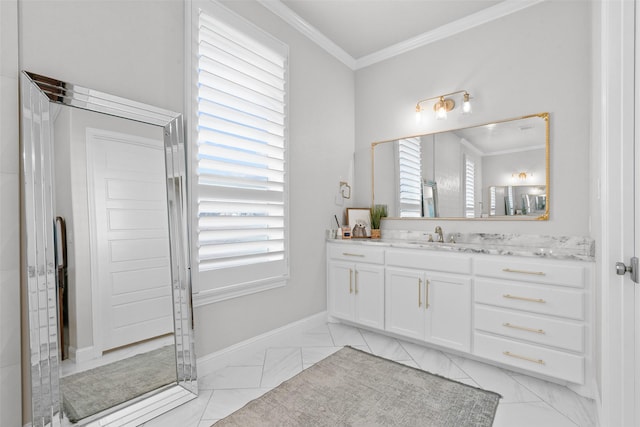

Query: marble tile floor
145,322,597,427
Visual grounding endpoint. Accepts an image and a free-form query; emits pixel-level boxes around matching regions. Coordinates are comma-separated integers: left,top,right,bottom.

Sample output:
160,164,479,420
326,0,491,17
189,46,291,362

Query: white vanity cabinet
472,256,590,384
385,249,472,353
327,243,385,329
325,240,594,390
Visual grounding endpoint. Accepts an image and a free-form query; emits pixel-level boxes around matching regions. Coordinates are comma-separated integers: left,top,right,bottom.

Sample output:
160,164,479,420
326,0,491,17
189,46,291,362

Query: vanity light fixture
415,90,472,122
513,172,531,181
462,92,472,114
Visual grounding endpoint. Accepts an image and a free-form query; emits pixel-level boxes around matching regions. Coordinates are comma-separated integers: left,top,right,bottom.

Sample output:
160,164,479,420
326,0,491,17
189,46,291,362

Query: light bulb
462,92,472,114
436,103,447,120
415,104,422,123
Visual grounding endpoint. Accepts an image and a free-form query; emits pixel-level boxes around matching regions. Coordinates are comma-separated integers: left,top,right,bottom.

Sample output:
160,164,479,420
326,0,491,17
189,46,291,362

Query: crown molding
259,0,544,71
355,0,545,69
257,0,357,69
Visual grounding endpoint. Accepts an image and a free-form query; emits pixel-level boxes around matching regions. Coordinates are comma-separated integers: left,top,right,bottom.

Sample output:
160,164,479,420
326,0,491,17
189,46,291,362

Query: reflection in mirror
372,113,549,220
54,109,176,422
490,185,546,216
21,72,197,426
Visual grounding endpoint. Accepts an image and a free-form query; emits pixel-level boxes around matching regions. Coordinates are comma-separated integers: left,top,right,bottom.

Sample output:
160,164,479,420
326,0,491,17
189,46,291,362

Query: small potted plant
370,204,387,239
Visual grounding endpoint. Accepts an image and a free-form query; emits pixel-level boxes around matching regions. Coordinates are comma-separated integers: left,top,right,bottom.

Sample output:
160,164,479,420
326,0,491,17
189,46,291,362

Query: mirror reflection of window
397,137,422,217
489,186,496,216
506,186,515,215
464,156,475,218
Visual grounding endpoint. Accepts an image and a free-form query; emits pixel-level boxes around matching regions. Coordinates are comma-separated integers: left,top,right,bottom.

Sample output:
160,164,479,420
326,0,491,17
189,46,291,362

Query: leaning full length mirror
21,72,197,426
372,113,549,220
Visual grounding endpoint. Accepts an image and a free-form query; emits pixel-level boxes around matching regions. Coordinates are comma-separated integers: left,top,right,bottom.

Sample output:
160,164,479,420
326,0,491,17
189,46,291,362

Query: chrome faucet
434,226,444,243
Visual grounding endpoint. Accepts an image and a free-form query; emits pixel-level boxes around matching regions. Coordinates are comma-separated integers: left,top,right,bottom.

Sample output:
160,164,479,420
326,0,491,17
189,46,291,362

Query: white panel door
424,273,471,353
328,261,355,321
87,129,173,352
385,268,424,340
353,264,384,329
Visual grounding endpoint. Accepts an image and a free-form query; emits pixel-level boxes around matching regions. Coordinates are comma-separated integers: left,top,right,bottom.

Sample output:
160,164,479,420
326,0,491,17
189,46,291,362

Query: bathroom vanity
326,234,594,396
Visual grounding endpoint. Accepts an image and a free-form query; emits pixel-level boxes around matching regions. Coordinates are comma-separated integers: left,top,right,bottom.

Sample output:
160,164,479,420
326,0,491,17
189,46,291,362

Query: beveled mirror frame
371,112,550,221
21,71,197,426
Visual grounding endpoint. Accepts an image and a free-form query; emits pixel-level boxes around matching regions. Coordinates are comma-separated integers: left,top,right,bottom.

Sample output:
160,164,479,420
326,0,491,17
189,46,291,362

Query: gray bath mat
215,346,501,426
61,345,176,422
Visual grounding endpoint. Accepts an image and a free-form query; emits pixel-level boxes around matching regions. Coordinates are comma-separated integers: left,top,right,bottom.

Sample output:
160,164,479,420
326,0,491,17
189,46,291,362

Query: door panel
328,261,354,321
354,264,384,329
87,130,173,351
385,268,424,340
425,273,471,352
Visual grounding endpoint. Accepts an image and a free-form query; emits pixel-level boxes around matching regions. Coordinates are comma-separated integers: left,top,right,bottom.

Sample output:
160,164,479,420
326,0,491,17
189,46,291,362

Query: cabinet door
385,268,425,340
328,261,354,321
424,273,471,352
354,264,385,329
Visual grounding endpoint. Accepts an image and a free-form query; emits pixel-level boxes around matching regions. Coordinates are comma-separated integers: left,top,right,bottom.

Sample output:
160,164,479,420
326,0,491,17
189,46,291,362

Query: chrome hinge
616,257,639,283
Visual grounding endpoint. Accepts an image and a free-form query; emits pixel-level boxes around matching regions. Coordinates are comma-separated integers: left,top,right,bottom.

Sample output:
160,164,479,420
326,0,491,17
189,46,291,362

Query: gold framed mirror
371,112,549,220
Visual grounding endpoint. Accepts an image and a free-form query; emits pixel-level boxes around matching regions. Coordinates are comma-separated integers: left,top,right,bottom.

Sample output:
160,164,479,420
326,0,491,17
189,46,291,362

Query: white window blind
190,1,289,301
398,138,422,218
464,156,475,218
489,186,496,216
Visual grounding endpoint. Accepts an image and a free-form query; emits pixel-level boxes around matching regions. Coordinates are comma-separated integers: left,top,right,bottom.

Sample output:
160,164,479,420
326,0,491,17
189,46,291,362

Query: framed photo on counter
346,208,372,238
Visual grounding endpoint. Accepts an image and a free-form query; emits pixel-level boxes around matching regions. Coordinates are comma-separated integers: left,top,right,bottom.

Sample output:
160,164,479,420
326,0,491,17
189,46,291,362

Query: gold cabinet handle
425,279,430,309
503,294,546,303
343,252,365,257
355,270,359,294
418,278,422,307
349,269,353,294
503,351,545,365
503,322,545,334
502,268,546,276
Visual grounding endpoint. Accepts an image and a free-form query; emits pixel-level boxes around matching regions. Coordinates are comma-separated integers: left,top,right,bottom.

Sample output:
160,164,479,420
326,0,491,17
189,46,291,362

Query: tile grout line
195,389,216,427
258,346,268,388
396,340,422,371
508,375,583,427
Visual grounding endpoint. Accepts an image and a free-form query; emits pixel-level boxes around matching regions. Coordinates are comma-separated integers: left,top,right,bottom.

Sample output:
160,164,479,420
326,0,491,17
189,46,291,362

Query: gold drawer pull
349,269,353,294
418,278,422,308
503,294,546,303
343,252,365,257
503,322,545,334
503,351,545,365
425,279,430,309
355,270,359,294
502,268,546,276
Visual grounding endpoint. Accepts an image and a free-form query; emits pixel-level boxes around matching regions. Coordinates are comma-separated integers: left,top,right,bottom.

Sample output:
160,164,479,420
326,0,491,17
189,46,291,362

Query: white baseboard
196,311,328,377
69,345,98,364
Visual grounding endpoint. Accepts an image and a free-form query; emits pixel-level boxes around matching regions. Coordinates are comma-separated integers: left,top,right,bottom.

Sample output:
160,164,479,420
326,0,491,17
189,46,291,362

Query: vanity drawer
474,332,584,384
328,244,385,264
474,279,584,320
386,249,472,274
474,257,585,288
475,306,584,352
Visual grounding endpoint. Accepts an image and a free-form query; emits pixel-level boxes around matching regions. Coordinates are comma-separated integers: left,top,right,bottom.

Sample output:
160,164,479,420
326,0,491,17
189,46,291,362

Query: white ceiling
281,0,502,59
260,0,543,69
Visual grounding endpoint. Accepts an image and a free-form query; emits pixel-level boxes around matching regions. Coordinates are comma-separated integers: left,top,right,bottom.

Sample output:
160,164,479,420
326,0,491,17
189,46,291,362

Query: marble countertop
327,232,595,262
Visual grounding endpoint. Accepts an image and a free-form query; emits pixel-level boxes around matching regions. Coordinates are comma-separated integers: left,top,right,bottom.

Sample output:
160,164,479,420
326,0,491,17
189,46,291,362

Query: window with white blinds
397,138,422,218
464,156,475,218
189,1,289,302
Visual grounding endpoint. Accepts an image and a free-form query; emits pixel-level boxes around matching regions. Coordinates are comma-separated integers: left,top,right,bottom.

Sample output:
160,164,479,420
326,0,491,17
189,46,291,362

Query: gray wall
0,0,21,425
354,0,592,236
